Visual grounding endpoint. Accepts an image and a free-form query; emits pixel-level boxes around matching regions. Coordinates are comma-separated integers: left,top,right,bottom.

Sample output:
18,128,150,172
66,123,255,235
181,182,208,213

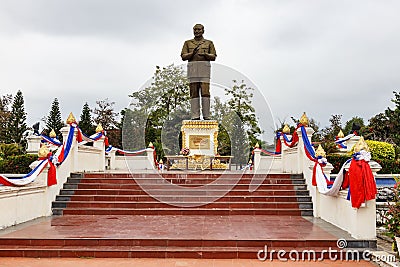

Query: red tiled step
60,189,302,196
62,195,309,203
72,183,300,190
73,178,303,186
0,238,338,247
0,245,346,259
60,201,302,209
60,208,304,216
81,173,295,179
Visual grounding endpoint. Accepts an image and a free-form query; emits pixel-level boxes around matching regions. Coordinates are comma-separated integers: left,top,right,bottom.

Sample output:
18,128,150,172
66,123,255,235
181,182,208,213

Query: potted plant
384,176,400,254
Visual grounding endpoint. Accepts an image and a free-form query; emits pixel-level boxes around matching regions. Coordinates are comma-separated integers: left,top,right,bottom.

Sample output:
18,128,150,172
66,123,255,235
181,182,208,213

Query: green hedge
349,140,395,160
327,154,400,174
326,154,349,174
366,140,395,160
374,159,400,174
0,154,38,174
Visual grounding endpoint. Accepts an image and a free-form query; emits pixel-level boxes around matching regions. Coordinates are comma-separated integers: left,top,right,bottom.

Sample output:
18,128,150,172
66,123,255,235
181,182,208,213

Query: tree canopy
7,90,27,146
45,98,64,139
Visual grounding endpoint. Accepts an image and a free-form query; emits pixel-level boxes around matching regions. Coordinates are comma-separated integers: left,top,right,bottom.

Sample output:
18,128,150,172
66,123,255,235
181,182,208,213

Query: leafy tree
7,90,27,146
79,102,94,135
343,116,365,136
128,64,190,152
121,108,147,150
45,98,64,138
224,80,262,146
211,97,231,155
93,98,118,130
222,111,249,166
367,91,400,145
130,64,190,120
318,114,342,154
309,118,322,143
0,94,12,143
161,109,190,156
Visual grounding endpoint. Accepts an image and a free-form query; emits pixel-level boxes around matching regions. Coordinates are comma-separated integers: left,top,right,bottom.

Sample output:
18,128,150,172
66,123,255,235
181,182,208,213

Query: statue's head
193,24,204,38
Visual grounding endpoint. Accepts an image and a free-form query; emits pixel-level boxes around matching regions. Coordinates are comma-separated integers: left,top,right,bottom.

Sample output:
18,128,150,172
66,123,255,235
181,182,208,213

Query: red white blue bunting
341,150,377,208
258,148,281,156
40,135,62,146
282,131,299,148
0,124,76,187
299,126,335,191
0,153,57,187
77,129,104,144
334,134,355,149
106,146,147,156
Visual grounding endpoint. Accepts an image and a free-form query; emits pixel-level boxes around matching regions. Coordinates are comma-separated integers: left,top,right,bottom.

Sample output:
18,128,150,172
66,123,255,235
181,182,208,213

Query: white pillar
93,136,106,171
253,148,261,171
26,135,42,154
296,127,314,174
60,126,78,172
146,148,155,169
106,150,116,170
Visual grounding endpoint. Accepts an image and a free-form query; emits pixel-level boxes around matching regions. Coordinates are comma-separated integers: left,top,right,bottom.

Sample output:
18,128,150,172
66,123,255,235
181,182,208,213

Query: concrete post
26,135,42,154
296,127,314,174
253,148,261,171
60,126,78,172
93,136,105,171
146,148,155,169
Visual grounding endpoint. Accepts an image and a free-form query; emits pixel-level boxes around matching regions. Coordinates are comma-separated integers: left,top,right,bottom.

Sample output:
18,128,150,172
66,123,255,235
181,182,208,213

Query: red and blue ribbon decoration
40,135,62,146
300,126,332,187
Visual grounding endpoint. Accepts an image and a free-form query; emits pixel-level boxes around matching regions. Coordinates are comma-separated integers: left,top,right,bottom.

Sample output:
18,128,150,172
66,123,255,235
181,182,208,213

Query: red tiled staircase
0,172,375,259
52,173,313,216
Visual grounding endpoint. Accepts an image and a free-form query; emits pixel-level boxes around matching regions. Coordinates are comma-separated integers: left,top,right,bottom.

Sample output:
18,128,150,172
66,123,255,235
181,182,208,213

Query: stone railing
105,148,155,171
253,126,381,239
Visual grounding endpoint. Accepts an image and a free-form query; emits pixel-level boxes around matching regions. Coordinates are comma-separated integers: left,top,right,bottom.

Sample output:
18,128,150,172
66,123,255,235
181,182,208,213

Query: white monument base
181,120,218,156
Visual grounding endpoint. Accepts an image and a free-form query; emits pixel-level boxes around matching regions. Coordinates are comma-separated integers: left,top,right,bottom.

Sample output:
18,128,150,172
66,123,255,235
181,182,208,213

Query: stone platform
0,172,376,259
0,214,372,259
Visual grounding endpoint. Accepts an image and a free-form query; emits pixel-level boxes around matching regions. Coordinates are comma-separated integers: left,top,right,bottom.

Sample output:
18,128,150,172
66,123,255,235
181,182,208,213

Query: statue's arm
199,41,216,61
181,41,194,61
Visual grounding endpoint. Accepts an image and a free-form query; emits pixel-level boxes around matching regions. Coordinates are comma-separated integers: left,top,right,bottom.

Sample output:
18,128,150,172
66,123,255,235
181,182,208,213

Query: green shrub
374,159,400,174
349,140,395,161
366,140,395,160
395,145,400,160
0,154,38,174
0,143,21,159
328,144,399,174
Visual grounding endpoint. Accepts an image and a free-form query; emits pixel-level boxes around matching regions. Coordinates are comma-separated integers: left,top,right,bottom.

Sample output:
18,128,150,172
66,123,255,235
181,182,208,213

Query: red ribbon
39,152,57,187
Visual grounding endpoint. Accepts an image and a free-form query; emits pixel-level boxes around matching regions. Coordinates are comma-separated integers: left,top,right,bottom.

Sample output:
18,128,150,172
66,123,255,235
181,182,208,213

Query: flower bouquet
180,147,190,156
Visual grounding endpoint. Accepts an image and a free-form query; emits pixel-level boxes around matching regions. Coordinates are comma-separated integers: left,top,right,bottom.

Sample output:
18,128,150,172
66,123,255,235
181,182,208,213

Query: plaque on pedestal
181,120,218,156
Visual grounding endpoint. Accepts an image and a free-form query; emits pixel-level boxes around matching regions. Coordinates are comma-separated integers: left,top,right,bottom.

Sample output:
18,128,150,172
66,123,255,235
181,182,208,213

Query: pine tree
0,94,12,143
79,102,94,135
7,90,27,145
45,98,64,139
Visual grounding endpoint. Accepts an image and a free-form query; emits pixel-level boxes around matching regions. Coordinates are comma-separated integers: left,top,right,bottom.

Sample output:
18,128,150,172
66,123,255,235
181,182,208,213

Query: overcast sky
0,0,399,141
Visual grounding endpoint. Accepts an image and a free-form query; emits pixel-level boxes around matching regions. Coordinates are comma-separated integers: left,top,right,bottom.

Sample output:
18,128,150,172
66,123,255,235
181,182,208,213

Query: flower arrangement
384,176,400,252
180,147,190,156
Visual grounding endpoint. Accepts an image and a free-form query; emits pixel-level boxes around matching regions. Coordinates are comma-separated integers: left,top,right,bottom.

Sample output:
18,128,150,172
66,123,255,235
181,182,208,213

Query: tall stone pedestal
26,135,42,154
181,120,218,156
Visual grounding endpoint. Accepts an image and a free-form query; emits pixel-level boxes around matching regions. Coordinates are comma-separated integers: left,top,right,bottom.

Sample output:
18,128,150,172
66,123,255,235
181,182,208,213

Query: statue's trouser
189,82,210,120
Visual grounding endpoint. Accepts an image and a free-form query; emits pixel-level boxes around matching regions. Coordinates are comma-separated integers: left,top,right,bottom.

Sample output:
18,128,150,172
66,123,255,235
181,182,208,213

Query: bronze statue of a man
181,24,217,120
